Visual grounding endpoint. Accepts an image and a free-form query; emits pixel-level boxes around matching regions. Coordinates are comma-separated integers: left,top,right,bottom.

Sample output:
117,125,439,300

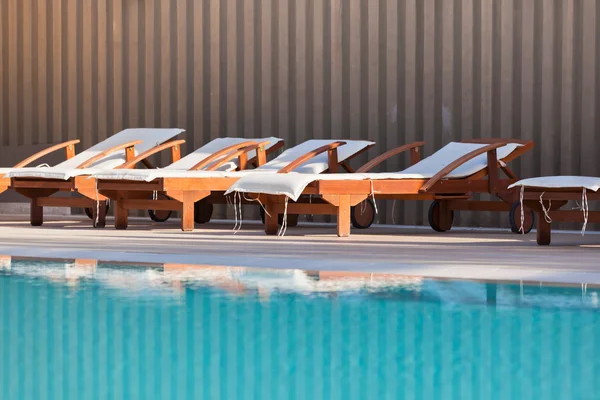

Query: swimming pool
1,257,599,399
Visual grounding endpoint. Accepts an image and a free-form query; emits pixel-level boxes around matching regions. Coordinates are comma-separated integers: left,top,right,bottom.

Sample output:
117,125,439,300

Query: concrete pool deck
0,214,599,285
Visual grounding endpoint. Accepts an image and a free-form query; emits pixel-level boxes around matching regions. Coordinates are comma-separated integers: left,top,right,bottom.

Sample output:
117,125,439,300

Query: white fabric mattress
508,176,600,192
226,142,523,201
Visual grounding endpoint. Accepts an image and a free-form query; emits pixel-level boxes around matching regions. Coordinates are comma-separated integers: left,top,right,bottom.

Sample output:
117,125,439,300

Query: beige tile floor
0,214,599,284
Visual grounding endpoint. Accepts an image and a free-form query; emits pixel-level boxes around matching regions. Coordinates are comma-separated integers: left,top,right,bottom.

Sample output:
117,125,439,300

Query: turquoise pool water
1,258,599,399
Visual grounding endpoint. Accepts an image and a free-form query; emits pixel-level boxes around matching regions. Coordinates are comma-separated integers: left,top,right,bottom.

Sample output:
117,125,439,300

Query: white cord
277,197,289,237
539,192,552,223
581,188,589,236
232,193,239,233
519,186,525,234
369,180,379,215
233,192,243,234
242,192,271,218
94,179,100,226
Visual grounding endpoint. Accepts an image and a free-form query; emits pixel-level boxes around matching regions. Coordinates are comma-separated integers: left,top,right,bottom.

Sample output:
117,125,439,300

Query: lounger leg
114,201,129,230
92,201,107,228
30,198,43,226
181,197,195,232
438,200,453,232
536,214,551,245
264,199,278,235
337,195,351,237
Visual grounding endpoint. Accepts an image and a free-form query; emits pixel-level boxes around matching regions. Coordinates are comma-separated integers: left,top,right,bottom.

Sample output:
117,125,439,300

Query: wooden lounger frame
258,138,534,237
9,137,189,227
97,141,373,231
521,188,600,245
9,137,286,228
0,139,81,195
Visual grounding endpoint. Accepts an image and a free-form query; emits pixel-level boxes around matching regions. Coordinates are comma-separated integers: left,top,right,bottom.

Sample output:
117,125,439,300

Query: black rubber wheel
428,201,454,232
351,199,376,229
84,200,110,220
148,193,173,222
259,207,299,226
509,201,535,234
194,199,213,224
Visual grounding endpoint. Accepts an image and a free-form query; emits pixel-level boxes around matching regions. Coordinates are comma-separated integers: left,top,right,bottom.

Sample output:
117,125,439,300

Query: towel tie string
232,191,243,234
581,188,589,236
94,179,100,227
277,197,289,237
369,180,379,215
519,186,525,234
242,192,271,218
538,192,552,224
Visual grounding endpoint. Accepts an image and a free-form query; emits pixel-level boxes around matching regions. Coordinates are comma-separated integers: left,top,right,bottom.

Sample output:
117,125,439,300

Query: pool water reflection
0,256,599,399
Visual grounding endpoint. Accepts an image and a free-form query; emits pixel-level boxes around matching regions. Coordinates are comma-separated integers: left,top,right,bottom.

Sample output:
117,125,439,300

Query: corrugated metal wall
1,0,599,228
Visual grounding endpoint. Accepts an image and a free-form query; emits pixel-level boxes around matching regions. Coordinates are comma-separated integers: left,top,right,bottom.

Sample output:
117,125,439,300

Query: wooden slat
348,0,361,140
66,0,78,140
22,0,33,145
7,0,18,146
209,0,221,141
176,0,187,131
11,179,75,190
36,0,48,143
82,0,93,147
97,0,108,140
97,181,164,192
128,0,140,127
243,0,256,138
192,0,203,148
112,0,123,132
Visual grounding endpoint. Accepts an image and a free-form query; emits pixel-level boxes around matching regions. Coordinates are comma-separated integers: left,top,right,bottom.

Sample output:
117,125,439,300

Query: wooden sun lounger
258,138,534,237
97,140,373,232
9,139,182,227
8,133,284,228
0,139,81,196
519,185,600,245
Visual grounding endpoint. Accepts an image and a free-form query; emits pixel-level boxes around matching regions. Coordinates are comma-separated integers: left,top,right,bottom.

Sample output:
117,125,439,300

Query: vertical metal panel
1,0,600,228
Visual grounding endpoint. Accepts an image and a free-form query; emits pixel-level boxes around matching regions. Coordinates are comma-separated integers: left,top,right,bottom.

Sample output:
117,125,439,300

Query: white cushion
165,137,283,172
93,139,375,182
509,176,600,192
227,142,524,201
256,139,374,174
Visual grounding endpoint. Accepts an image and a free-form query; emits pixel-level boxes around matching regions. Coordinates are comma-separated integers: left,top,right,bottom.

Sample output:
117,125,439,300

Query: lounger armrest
420,142,507,192
356,141,426,173
13,139,81,168
248,140,285,167
206,141,271,171
117,139,186,169
190,140,259,171
76,140,143,168
278,141,347,173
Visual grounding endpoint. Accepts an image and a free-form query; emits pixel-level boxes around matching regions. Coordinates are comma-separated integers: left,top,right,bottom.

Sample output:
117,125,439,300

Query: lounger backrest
55,128,185,169
400,142,522,178
256,139,375,173
165,137,283,171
